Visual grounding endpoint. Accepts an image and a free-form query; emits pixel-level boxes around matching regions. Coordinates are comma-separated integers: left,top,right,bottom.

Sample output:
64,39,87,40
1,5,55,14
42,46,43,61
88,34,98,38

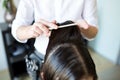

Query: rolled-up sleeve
11,0,34,43
82,0,98,27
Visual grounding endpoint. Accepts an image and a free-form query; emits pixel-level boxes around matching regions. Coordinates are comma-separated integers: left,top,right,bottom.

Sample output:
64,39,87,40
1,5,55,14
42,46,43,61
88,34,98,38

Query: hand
16,19,58,41
28,19,58,38
75,19,98,39
76,20,89,29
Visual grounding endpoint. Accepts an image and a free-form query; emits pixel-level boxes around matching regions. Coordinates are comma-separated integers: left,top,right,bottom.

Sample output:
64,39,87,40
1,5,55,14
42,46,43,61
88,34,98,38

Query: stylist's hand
76,20,89,29
30,19,58,38
75,19,98,39
16,19,58,41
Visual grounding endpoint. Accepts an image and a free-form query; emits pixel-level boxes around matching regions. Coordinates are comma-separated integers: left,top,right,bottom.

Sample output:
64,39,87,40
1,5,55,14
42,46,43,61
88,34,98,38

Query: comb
49,23,77,30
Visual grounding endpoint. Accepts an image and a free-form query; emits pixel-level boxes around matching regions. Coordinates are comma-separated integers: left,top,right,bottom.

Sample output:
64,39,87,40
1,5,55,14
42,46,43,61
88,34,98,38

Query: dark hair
41,21,97,80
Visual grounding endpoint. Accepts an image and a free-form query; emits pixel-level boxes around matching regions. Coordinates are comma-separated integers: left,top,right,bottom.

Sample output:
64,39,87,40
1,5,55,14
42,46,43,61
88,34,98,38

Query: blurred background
0,0,120,80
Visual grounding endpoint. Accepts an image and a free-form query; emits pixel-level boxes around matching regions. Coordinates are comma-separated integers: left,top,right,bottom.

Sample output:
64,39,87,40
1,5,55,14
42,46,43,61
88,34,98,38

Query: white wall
0,0,20,71
89,0,120,63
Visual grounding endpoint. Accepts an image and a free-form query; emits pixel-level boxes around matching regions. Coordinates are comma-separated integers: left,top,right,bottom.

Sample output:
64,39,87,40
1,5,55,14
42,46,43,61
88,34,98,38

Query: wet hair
40,21,98,80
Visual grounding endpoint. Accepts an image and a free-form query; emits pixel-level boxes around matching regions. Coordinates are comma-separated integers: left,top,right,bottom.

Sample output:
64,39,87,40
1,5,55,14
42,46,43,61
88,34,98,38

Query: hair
40,21,98,80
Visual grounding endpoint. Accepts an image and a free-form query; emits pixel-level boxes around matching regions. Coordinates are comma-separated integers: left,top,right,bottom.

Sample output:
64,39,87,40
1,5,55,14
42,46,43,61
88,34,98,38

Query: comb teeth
49,23,77,30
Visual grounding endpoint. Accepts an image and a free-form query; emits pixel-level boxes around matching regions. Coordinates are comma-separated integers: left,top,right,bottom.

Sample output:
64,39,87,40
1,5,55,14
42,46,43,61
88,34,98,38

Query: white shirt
12,0,98,55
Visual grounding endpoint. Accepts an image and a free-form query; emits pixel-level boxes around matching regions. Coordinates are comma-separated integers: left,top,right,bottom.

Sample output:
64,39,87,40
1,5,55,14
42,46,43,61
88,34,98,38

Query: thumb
51,20,57,24
76,20,89,29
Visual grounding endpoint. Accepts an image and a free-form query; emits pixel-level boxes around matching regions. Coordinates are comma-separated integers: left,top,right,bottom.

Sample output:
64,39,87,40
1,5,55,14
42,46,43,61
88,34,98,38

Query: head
40,21,97,80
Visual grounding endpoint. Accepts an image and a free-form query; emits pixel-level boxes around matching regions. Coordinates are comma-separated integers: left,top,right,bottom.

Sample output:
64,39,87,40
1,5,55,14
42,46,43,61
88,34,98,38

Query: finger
46,31,51,37
51,20,57,24
34,22,50,35
32,25,43,35
30,29,40,38
33,31,40,37
76,20,89,29
39,19,58,29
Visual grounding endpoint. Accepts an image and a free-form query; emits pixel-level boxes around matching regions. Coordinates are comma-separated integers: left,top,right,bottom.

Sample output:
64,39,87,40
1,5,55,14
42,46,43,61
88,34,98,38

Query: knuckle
40,24,45,29
34,26,38,30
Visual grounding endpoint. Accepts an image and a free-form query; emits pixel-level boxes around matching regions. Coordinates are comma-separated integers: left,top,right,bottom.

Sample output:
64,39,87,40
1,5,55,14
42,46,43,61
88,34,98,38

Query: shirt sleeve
82,0,98,27
11,0,34,43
